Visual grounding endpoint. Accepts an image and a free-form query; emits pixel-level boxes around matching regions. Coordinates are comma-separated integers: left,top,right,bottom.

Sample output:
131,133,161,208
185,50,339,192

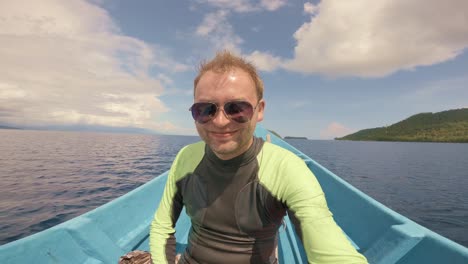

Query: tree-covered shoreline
336,108,468,143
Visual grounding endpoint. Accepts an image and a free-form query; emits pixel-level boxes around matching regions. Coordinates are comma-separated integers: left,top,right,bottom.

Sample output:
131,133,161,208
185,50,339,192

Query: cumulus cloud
194,0,286,12
195,0,254,13
196,10,243,53
303,2,318,15
284,0,468,77
245,51,283,71
260,0,287,11
196,10,229,36
0,0,187,132
192,0,287,59
320,122,355,139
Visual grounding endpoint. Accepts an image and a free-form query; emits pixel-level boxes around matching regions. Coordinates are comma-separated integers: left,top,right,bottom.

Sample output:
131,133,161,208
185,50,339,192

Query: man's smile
209,130,237,138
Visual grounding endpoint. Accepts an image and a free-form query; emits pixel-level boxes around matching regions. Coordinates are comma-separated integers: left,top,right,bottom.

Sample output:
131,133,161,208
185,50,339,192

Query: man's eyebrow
195,97,249,102
194,98,215,102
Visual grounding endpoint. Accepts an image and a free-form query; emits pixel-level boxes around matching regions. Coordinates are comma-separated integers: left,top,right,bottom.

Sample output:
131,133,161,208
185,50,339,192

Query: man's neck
213,137,254,161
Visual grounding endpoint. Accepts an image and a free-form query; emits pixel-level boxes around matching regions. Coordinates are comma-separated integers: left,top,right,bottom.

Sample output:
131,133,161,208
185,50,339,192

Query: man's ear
256,99,265,122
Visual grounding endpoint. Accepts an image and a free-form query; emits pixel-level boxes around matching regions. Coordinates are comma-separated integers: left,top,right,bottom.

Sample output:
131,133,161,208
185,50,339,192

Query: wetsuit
150,137,367,264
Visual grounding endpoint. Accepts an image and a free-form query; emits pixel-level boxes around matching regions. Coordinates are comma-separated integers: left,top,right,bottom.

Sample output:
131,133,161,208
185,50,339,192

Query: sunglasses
189,101,260,124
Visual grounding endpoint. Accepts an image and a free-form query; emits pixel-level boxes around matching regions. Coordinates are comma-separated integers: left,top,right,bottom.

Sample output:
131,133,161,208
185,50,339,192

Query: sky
1,0,467,139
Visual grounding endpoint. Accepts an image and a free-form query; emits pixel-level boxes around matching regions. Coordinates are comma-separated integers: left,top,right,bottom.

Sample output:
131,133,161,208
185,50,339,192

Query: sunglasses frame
189,100,261,124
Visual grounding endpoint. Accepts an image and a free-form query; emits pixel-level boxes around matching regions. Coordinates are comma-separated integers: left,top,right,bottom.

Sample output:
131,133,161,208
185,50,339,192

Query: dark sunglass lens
191,103,217,123
224,101,253,123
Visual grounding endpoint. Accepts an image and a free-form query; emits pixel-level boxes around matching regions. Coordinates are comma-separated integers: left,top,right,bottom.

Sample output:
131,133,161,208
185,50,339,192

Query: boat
1,125,467,264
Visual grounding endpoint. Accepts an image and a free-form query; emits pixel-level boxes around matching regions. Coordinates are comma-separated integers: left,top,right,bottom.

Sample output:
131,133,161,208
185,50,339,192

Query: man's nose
211,108,230,126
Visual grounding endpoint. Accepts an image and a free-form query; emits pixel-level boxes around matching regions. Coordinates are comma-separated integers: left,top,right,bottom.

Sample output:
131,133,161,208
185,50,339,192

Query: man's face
194,68,264,160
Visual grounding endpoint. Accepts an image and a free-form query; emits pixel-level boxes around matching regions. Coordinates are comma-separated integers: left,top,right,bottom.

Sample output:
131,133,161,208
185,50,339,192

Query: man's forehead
198,68,253,85
205,67,243,76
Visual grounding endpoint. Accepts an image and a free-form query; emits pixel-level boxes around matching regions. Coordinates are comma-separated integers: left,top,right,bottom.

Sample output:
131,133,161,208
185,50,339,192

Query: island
284,136,308,140
336,108,468,143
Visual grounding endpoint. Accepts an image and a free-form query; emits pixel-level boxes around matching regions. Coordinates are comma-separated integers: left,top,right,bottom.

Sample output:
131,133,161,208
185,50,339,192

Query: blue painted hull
1,125,467,263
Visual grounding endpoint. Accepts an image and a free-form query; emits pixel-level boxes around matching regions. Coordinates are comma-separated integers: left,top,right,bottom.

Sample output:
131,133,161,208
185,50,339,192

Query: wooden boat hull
1,125,467,263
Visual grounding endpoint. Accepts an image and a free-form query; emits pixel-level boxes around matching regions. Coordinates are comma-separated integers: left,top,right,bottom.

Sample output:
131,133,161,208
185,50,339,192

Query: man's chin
211,143,236,154
209,142,238,157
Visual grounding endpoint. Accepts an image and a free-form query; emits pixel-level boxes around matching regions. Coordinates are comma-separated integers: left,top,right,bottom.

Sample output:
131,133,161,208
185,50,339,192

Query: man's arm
280,152,368,263
149,156,184,263
149,142,205,263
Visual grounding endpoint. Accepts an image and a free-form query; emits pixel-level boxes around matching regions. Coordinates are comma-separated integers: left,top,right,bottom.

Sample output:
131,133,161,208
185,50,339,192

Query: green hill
336,108,468,143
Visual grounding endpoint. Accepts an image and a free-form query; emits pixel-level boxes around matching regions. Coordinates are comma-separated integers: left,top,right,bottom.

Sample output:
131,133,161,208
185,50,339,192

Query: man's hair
194,50,264,100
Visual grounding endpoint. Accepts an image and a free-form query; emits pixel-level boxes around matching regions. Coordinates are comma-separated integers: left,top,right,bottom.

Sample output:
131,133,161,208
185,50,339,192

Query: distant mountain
30,125,158,134
0,124,158,135
336,108,468,143
0,125,21,130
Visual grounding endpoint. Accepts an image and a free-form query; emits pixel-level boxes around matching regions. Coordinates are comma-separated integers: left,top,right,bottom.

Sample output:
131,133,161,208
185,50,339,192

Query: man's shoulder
170,141,205,178
258,141,313,193
261,141,301,161
260,141,310,173
179,141,205,155
174,141,206,163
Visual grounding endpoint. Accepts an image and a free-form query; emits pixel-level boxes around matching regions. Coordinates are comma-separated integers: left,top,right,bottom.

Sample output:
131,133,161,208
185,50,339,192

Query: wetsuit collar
205,137,264,167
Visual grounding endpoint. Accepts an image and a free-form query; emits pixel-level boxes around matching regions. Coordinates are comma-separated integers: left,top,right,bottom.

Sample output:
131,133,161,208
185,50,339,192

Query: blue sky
1,0,467,139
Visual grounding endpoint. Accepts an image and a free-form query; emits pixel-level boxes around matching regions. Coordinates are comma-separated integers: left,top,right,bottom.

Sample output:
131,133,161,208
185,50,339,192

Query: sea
0,129,467,248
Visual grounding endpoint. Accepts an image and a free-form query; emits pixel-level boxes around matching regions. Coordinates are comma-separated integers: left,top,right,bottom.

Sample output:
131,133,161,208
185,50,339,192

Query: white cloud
195,10,243,53
157,73,174,86
194,0,255,12
260,0,287,11
0,0,186,132
245,51,283,71
284,0,468,77
320,122,355,139
303,2,318,15
0,83,27,99
194,0,286,12
196,10,229,36
192,0,287,60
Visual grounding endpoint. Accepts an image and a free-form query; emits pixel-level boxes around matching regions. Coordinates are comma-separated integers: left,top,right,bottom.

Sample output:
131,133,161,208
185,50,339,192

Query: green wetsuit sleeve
149,142,205,264
260,143,368,264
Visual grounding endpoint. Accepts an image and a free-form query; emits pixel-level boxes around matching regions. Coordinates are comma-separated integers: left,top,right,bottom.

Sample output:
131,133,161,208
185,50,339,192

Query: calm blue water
285,138,468,248
0,130,467,248
0,129,199,245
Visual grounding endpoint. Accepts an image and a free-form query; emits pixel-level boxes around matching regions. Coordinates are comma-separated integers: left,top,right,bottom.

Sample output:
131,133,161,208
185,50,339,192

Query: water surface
286,138,468,247
0,129,466,248
0,129,198,244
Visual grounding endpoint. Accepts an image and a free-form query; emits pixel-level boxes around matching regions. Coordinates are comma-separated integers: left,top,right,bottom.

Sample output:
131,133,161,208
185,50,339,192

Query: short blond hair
194,50,264,100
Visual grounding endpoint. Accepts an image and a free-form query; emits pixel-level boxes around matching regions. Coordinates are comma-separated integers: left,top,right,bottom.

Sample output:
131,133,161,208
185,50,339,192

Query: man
149,51,367,264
